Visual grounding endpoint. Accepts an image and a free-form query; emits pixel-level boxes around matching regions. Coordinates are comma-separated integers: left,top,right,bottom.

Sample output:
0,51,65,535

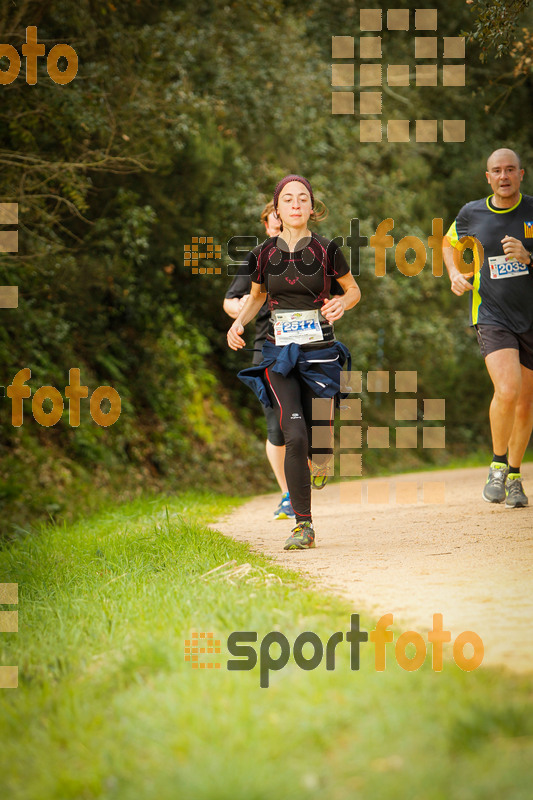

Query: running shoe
283,521,315,550
273,492,295,520
482,462,508,503
309,459,330,490
505,474,529,508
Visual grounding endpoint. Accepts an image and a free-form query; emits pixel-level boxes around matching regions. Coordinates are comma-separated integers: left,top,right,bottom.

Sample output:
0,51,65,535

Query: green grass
1,491,533,799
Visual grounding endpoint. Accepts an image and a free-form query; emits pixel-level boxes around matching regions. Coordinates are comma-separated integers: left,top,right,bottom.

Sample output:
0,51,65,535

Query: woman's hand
321,296,345,323
227,320,246,350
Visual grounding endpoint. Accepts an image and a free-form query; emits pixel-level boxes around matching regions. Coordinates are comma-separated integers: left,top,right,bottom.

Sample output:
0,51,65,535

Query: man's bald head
487,148,522,171
485,148,524,208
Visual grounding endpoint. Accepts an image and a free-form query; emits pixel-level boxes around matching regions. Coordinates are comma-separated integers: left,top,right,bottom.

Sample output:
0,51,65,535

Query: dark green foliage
1,0,532,527
467,0,531,60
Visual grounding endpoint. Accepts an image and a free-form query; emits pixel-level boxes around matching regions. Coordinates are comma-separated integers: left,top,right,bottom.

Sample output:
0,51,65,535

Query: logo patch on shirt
524,221,533,237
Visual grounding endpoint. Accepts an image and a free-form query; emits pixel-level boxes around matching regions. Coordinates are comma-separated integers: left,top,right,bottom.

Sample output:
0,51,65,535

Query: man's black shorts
475,324,533,370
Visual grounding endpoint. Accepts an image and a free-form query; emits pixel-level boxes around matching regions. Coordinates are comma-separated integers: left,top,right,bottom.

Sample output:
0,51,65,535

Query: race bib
489,255,530,280
273,309,324,346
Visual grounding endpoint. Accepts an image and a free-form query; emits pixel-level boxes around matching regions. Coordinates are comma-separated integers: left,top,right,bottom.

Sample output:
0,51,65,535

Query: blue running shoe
274,492,295,520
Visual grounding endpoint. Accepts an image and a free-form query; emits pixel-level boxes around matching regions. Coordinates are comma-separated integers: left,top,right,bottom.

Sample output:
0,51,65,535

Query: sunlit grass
1,491,532,799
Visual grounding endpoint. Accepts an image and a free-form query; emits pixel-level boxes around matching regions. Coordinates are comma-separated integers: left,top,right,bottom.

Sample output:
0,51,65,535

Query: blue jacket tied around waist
238,340,352,408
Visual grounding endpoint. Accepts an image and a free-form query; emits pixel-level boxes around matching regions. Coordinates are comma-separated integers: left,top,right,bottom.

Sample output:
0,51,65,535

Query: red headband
273,174,314,210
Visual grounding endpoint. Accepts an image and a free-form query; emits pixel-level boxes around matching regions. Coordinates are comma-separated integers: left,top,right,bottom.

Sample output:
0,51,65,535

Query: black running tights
265,367,334,523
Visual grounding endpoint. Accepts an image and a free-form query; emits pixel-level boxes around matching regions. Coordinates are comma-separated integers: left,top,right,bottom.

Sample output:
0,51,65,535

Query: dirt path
213,466,533,672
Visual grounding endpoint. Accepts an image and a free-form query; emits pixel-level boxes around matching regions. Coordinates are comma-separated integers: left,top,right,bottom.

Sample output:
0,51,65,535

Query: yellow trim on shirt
445,220,459,248
446,224,483,271
485,193,522,213
471,267,482,324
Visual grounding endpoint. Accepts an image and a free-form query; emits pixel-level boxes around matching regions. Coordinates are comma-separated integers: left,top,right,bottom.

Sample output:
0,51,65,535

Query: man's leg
508,364,533,468
483,348,531,506
485,348,522,456
504,363,533,508
264,403,293,519
263,403,288,494
265,440,288,494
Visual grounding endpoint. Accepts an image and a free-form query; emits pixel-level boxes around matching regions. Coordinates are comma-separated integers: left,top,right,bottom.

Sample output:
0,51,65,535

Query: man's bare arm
223,295,249,319
443,239,474,296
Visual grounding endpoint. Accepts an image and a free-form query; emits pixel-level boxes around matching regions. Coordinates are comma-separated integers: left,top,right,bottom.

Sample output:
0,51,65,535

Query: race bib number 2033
489,255,530,280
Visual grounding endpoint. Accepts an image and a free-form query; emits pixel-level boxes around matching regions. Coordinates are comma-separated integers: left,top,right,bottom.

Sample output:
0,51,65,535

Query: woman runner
227,175,361,550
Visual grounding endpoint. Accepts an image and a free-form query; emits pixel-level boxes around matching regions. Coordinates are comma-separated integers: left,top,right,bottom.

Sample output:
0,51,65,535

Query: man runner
224,202,294,520
443,148,533,507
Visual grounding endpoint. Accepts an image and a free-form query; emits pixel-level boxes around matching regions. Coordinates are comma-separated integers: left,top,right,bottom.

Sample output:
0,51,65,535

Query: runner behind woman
223,202,294,520
227,175,361,550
